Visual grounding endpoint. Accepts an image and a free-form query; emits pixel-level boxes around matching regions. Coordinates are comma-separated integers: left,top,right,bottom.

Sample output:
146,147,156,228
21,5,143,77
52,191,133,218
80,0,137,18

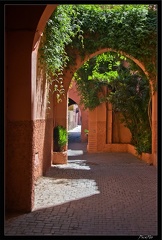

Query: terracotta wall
32,43,54,181
112,112,132,143
88,102,132,153
53,92,68,128
5,120,34,212
5,27,35,212
5,5,56,213
33,119,53,180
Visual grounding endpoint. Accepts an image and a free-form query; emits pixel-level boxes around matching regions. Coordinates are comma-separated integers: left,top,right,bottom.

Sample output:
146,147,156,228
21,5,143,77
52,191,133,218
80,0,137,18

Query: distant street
68,125,81,143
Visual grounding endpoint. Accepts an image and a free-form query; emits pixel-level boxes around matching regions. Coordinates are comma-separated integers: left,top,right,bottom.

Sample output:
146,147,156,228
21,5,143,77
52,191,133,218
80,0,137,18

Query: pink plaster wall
33,119,53,181
32,38,54,181
112,112,132,143
88,102,132,153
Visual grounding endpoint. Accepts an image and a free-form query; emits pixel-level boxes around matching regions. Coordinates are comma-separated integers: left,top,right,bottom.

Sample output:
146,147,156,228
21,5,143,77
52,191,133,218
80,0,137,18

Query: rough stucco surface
5,118,53,213
5,120,34,212
97,121,106,152
112,112,132,143
33,118,53,180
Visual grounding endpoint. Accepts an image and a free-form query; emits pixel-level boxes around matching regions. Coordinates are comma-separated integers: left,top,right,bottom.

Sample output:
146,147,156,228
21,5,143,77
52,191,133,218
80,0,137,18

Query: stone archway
5,4,157,216
54,47,157,165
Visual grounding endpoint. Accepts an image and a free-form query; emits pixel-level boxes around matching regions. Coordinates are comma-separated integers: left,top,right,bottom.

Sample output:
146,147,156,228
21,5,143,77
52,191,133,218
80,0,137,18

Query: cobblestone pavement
4,127,158,236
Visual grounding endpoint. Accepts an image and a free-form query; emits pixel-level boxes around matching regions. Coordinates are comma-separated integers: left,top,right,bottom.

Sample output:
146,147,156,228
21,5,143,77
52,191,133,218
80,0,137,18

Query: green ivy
53,125,68,152
39,4,156,154
74,51,152,154
40,4,157,101
108,67,151,154
74,52,121,110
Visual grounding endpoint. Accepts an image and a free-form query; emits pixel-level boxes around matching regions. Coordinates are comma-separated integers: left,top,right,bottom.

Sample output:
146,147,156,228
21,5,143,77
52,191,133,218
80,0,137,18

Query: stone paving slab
4,145,157,236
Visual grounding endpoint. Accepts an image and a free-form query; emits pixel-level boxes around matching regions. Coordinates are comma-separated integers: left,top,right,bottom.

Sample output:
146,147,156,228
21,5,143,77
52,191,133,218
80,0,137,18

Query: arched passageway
68,101,81,128
68,81,89,142
5,4,158,215
54,47,157,159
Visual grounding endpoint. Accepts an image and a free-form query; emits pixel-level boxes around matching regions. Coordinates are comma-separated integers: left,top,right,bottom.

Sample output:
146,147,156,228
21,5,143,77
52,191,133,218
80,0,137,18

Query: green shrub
53,125,68,152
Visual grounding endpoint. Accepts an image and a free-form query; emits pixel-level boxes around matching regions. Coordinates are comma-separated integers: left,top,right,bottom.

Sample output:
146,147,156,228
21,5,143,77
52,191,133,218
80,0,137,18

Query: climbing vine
107,61,152,154
74,52,152,154
73,52,124,110
39,4,157,101
38,4,157,154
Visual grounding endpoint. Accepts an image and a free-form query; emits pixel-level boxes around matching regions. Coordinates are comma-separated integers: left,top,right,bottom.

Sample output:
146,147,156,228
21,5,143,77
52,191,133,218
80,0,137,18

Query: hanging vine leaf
40,4,157,103
74,51,152,154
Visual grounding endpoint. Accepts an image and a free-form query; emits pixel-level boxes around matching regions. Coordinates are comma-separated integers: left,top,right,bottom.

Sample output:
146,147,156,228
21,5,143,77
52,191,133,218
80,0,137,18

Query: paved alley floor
4,126,158,236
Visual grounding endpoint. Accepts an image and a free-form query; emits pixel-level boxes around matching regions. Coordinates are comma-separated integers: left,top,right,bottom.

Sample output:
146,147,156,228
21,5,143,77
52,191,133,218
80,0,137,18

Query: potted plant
53,125,68,164
84,129,89,137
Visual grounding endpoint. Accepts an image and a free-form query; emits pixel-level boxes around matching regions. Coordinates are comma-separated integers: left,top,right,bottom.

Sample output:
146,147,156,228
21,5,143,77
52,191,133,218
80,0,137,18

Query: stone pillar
5,5,58,214
5,30,34,213
53,92,68,152
53,92,68,129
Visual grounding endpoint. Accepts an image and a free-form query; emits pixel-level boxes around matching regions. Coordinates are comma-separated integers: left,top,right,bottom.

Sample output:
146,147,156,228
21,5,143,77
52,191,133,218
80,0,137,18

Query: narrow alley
4,126,157,236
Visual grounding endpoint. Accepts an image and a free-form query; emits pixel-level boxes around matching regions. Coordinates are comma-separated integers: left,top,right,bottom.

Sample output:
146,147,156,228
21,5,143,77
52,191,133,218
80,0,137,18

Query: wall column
5,30,34,213
53,92,68,129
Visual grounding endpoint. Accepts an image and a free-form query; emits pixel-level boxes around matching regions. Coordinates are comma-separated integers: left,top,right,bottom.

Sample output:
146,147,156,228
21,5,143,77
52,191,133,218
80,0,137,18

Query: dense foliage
40,4,157,100
74,52,125,110
107,63,152,154
40,4,157,154
74,52,152,154
53,125,68,152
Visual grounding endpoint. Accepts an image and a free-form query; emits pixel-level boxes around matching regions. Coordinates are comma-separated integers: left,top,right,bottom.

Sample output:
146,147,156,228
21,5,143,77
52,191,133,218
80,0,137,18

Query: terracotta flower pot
53,151,68,164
